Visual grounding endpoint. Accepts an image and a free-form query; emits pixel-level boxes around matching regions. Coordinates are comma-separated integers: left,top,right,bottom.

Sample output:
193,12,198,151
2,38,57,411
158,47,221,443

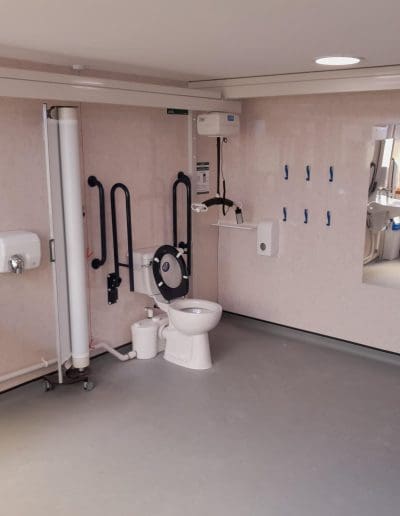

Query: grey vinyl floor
363,258,400,288
1,313,400,516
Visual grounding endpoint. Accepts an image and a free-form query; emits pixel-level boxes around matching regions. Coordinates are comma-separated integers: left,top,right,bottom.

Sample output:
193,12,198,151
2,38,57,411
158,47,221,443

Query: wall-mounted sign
196,162,210,194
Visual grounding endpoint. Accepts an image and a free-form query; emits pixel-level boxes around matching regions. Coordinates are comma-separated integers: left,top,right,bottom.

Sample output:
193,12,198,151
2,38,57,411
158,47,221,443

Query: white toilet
133,246,222,369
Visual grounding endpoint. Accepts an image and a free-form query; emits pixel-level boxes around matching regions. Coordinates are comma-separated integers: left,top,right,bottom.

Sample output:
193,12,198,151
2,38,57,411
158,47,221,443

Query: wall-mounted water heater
197,112,240,137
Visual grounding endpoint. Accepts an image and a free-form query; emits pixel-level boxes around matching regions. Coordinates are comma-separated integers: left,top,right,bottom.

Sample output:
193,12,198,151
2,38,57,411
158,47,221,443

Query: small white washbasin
368,197,400,217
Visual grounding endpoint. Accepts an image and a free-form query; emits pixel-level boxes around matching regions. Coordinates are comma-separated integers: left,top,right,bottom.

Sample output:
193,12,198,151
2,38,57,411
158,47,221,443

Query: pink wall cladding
216,91,400,353
81,103,189,346
3,89,400,394
0,98,56,390
0,100,195,390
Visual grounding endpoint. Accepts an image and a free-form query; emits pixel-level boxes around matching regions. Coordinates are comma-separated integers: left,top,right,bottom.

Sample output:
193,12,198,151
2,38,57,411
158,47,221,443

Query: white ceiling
0,0,400,81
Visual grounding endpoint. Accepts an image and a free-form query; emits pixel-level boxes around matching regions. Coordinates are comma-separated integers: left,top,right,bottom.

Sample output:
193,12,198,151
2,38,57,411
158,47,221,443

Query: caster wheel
42,380,54,392
83,380,94,391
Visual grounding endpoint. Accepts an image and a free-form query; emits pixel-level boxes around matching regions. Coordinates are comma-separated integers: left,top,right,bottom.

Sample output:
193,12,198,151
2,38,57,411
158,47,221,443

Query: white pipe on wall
58,107,90,369
92,341,136,361
364,231,382,265
0,358,57,384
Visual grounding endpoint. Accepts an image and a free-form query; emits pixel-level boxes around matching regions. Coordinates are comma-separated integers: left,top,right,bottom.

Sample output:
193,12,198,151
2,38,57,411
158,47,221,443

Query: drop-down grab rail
107,182,134,304
173,171,192,276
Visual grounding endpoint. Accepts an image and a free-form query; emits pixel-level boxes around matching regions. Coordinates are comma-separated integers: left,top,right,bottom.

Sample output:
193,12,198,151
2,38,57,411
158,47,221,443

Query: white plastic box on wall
0,230,41,273
257,220,279,256
197,112,240,137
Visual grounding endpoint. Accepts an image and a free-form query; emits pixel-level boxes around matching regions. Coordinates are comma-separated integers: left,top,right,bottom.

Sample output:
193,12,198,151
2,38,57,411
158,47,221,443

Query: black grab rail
87,175,107,269
107,182,134,304
173,171,192,276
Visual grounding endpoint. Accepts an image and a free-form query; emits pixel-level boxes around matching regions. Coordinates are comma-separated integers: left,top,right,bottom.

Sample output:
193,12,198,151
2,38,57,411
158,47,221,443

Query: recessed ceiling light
315,56,361,66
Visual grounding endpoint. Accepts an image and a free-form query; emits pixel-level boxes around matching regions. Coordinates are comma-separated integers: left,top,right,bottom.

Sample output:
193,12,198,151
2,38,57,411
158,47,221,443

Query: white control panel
257,220,279,256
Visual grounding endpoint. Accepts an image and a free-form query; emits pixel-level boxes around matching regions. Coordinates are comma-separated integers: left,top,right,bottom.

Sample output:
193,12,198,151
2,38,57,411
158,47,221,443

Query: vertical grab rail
107,183,134,305
87,175,107,269
173,171,192,275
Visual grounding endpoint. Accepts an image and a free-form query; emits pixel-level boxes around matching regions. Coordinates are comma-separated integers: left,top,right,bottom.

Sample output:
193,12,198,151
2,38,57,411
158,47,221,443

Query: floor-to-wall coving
206,91,400,353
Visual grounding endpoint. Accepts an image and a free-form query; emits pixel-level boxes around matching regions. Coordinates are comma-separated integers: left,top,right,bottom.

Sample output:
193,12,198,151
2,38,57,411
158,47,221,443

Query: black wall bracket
107,272,121,305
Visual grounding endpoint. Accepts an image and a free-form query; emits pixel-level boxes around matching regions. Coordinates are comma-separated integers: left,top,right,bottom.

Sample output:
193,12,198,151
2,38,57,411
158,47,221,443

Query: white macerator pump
57,108,90,370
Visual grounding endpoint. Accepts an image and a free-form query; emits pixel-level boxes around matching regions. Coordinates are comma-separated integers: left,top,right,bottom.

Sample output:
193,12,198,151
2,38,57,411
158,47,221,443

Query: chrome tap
8,254,24,274
377,187,391,201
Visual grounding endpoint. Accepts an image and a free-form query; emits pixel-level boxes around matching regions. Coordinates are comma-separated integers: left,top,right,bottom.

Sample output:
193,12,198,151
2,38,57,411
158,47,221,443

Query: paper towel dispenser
0,231,41,273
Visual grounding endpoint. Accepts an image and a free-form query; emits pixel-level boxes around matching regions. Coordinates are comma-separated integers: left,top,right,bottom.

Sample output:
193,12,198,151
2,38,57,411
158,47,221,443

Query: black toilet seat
152,245,189,302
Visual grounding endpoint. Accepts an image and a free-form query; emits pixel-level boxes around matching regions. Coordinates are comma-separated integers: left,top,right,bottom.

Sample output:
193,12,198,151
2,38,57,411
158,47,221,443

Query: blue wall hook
306,165,311,182
284,164,289,180
329,166,334,182
304,209,309,224
326,210,331,227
